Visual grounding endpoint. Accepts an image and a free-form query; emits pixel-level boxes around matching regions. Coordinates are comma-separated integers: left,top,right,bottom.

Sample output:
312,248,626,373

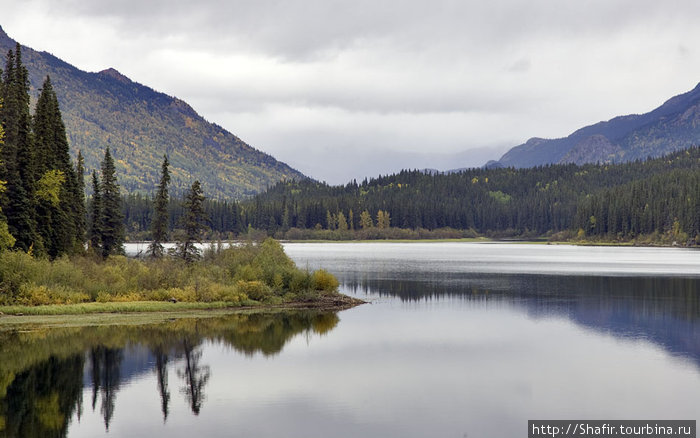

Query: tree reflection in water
0,310,340,436
88,347,123,431
178,338,210,415
0,355,84,438
153,346,170,421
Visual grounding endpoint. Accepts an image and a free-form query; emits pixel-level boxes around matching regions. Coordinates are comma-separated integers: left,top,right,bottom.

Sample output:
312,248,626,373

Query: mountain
0,26,305,198
493,82,700,168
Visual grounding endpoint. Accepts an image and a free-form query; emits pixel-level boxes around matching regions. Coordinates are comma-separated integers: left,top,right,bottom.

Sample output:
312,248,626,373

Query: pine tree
88,171,102,253
0,44,40,252
72,150,87,251
99,148,124,258
177,180,206,264
0,105,16,250
148,155,170,258
33,76,82,258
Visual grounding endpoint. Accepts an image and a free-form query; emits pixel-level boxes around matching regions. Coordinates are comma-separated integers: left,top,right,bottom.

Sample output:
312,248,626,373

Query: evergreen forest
123,147,700,245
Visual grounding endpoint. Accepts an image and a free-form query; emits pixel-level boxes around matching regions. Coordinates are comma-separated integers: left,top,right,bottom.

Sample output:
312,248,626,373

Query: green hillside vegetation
0,26,305,199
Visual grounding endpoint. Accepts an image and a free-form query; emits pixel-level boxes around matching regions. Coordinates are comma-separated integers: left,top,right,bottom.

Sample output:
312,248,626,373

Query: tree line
235,147,700,242
0,44,208,261
117,146,700,243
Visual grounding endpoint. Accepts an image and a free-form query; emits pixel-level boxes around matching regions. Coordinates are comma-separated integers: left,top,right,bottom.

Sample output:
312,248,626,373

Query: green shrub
234,280,271,301
234,264,264,282
288,270,312,294
311,269,339,291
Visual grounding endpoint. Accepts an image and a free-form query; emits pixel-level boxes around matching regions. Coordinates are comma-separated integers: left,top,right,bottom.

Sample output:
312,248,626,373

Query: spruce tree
72,150,87,251
177,180,206,264
147,155,170,258
99,148,124,258
33,76,81,258
0,44,40,253
0,106,16,250
88,170,102,253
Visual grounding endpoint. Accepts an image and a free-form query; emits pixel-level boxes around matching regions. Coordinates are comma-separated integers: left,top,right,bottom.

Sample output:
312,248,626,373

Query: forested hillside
121,148,700,244
241,148,700,242
0,26,305,198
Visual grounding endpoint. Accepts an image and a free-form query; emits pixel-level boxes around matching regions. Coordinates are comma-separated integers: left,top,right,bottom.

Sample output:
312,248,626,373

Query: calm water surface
1,242,699,437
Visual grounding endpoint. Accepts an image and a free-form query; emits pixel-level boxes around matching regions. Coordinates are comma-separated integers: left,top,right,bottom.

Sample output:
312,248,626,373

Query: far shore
279,238,694,248
125,237,696,249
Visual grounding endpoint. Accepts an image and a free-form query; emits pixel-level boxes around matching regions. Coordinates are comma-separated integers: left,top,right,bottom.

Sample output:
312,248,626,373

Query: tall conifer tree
99,148,124,257
73,150,87,250
88,170,102,253
0,44,40,252
0,104,15,250
177,180,206,264
148,155,170,258
33,76,82,257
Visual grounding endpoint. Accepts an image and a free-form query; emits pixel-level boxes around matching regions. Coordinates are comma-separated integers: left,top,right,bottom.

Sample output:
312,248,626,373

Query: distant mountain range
491,82,700,168
0,26,305,198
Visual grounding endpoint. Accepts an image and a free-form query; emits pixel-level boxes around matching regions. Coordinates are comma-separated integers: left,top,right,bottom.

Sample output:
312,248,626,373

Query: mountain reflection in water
341,272,700,368
0,311,339,437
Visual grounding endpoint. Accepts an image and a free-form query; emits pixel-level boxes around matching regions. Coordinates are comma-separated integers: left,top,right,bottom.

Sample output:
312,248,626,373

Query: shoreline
279,238,696,248
123,236,697,251
0,294,366,322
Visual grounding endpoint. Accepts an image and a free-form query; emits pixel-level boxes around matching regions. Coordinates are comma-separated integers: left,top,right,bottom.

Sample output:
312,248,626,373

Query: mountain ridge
0,25,306,198
494,82,700,168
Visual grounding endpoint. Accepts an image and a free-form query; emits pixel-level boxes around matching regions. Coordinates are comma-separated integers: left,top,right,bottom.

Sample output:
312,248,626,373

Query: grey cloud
44,0,700,59
508,58,531,73
5,0,700,182
188,87,536,115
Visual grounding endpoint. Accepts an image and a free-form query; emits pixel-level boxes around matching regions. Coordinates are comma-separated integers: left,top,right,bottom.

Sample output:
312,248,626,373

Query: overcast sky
3,0,700,184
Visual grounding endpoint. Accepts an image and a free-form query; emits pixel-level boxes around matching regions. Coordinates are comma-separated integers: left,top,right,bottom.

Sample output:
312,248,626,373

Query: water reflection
89,347,122,430
153,346,169,421
342,272,700,368
178,339,209,415
0,311,339,437
0,355,84,438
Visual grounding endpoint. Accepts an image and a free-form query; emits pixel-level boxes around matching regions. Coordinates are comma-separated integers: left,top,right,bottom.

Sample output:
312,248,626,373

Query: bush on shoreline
0,238,339,306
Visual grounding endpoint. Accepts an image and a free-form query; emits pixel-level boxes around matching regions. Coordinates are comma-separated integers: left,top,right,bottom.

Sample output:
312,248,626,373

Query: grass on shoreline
0,292,364,317
0,301,365,329
0,300,239,316
0,238,351,310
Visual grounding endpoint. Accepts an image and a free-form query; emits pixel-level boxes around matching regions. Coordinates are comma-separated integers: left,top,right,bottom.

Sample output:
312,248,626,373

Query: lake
1,242,699,437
